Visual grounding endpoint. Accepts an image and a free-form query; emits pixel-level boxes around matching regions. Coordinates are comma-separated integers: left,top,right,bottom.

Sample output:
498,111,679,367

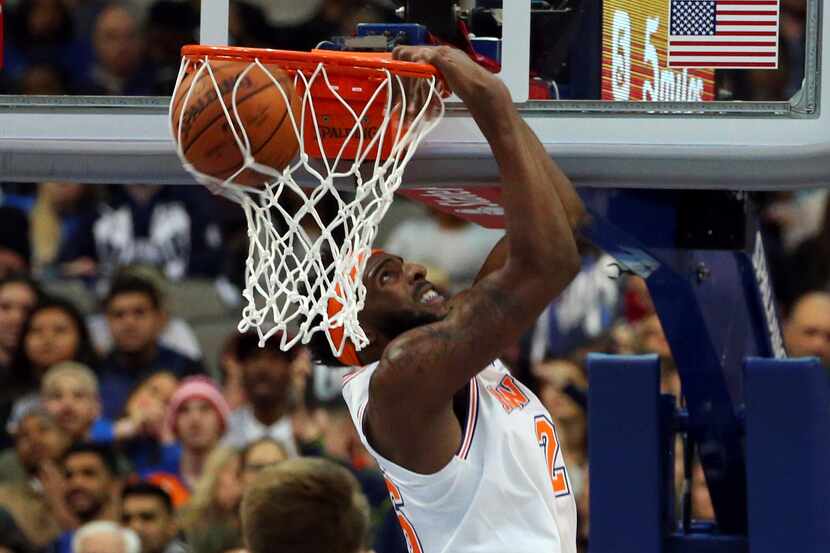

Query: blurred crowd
0,0,399,96
0,177,827,553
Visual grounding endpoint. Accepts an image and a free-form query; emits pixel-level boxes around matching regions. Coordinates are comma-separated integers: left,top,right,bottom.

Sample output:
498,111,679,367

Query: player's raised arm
372,46,585,406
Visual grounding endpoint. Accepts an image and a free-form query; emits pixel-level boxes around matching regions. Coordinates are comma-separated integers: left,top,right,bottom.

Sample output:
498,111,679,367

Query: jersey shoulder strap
340,361,465,489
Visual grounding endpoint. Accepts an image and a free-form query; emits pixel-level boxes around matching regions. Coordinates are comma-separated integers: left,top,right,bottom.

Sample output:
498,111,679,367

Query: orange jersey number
385,478,424,553
534,415,570,497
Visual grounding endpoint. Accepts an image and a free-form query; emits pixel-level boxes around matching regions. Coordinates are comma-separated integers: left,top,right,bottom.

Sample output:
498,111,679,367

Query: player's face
360,252,449,340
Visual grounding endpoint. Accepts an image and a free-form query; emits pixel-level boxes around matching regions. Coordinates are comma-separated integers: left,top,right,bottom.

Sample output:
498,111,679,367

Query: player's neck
356,333,389,366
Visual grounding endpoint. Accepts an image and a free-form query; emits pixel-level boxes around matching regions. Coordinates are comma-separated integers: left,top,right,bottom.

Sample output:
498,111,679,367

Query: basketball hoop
170,45,445,357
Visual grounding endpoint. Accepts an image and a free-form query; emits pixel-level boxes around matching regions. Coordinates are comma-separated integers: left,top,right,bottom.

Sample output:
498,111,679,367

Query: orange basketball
171,61,300,186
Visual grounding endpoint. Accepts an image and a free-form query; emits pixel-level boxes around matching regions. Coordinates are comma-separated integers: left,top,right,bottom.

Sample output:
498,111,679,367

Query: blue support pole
580,188,785,536
588,353,667,553
744,358,830,553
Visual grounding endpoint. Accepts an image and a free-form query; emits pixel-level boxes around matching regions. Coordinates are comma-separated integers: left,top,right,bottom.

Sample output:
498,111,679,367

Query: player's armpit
364,392,463,475
473,236,508,284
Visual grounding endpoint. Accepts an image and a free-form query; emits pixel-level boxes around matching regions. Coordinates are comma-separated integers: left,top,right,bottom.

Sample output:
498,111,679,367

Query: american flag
668,0,779,69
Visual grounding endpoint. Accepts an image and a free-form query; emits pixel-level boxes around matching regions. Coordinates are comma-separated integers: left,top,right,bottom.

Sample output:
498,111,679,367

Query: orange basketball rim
177,45,445,163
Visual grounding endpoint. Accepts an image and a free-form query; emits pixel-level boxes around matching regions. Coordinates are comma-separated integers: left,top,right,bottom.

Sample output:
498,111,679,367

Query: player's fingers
392,45,435,65
392,45,415,62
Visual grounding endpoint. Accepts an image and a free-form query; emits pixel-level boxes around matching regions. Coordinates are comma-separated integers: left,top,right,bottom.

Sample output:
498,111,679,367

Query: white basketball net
170,55,444,356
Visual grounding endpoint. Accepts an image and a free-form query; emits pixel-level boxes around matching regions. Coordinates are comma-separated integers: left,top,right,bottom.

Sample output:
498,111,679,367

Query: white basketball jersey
342,359,578,553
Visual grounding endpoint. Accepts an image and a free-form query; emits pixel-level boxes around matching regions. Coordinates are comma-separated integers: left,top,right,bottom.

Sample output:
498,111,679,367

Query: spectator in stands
41,362,105,443
41,362,147,445
240,438,288,489
88,265,204,363
0,207,32,278
310,402,389,538
0,407,70,483
254,0,395,50
115,371,181,480
0,275,40,412
97,274,204,420
0,276,40,373
18,296,98,374
121,482,186,553
218,334,246,410
624,276,656,321
0,275,41,448
577,470,590,552
63,185,224,281
635,313,682,398
228,1,277,46
124,371,179,440
51,444,122,553
139,377,230,490
146,1,199,94
72,521,140,553
783,198,830,304
179,448,244,553
527,244,622,365
74,3,154,95
7,296,99,430
0,409,73,551
691,460,715,521
315,404,369,469
383,207,503,294
3,0,87,86
17,63,71,95
63,0,109,40
783,291,830,369
29,182,100,280
0,507,37,553
241,457,371,553
223,332,302,454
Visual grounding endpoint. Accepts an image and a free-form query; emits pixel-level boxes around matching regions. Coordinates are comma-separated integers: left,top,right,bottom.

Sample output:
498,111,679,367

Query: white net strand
171,54,444,355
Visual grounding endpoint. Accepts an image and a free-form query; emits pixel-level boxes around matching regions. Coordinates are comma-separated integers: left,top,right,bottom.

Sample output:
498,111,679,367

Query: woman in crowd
239,438,288,489
179,447,244,553
7,295,98,433
135,376,231,500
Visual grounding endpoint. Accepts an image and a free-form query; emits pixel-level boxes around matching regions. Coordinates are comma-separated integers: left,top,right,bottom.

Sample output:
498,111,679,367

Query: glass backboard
0,0,826,190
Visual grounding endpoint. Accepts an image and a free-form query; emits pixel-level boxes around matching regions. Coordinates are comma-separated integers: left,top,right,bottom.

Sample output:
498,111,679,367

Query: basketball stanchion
170,46,445,356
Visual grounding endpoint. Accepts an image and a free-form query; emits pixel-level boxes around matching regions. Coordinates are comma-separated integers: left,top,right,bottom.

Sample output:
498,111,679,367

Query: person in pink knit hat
142,377,231,493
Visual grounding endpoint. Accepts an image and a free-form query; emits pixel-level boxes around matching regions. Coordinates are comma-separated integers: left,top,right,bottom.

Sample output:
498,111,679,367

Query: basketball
171,61,300,186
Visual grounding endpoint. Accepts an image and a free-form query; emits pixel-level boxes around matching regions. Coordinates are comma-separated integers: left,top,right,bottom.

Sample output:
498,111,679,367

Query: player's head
359,250,448,335
310,250,448,367
241,457,370,553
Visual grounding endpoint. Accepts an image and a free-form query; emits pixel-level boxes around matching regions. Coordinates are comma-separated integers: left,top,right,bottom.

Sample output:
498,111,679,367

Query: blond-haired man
241,457,371,553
